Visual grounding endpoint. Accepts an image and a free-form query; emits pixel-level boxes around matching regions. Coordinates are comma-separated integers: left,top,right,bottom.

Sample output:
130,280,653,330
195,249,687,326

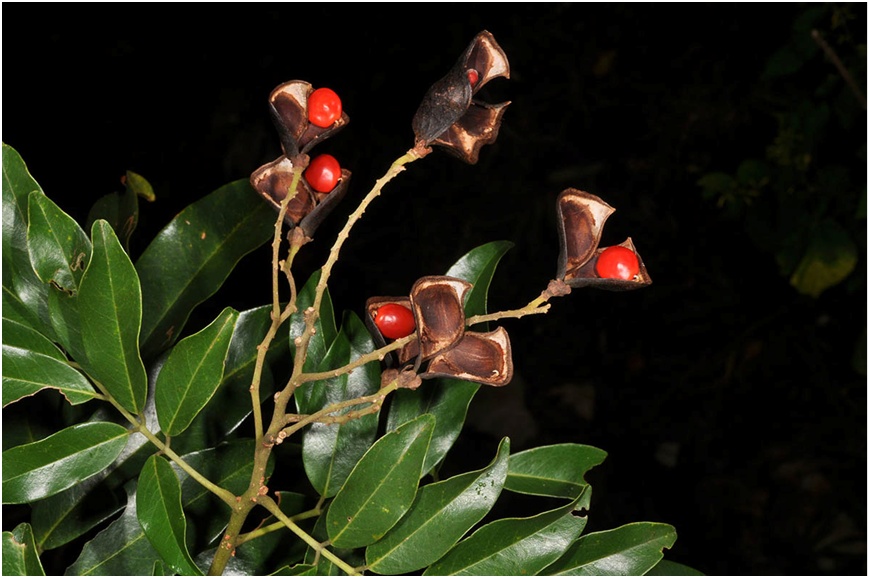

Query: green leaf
423,489,591,576
136,179,275,359
31,479,125,551
327,414,435,549
305,503,365,575
77,220,148,414
302,310,380,498
2,421,130,503
176,440,275,548
789,217,858,297
3,523,46,576
2,143,55,339
155,307,239,436
387,241,512,474
505,443,608,499
366,437,510,575
289,269,338,392
2,316,98,406
66,482,161,576
136,455,202,576
172,303,287,453
542,522,677,575
87,170,154,251
272,564,319,575
27,191,92,294
646,559,706,575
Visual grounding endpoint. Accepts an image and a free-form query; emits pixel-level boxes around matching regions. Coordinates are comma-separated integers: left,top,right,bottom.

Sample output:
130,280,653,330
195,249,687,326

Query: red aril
304,154,341,193
307,88,342,128
595,246,640,280
374,303,416,339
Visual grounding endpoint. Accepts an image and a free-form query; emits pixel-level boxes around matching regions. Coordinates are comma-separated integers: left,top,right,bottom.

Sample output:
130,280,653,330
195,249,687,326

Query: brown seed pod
409,276,472,361
555,188,652,290
423,327,513,387
412,31,511,164
268,80,349,162
250,156,351,236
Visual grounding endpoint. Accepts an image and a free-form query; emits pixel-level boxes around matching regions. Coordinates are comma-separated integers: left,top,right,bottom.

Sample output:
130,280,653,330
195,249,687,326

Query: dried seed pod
269,80,349,161
555,188,651,290
365,296,420,367
409,276,472,360
412,30,511,164
563,237,652,290
250,156,351,236
423,327,513,387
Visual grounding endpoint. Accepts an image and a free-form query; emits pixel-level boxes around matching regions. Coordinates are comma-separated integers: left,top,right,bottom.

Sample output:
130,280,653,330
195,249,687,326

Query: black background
4,4,867,575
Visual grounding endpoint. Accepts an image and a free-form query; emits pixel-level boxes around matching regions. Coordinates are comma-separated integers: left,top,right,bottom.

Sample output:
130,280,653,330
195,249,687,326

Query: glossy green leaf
305,502,365,575
2,144,57,339
86,170,154,250
3,523,46,576
136,179,275,359
327,414,435,549
27,191,91,294
303,310,380,498
2,421,130,503
2,316,97,406
31,478,125,551
155,307,238,436
423,489,591,576
77,220,147,414
172,303,287,453
646,559,706,575
366,437,510,574
137,455,201,576
290,270,338,399
272,564,319,575
789,217,858,298
66,483,162,576
176,440,276,548
448,240,514,326
542,522,677,575
387,241,512,474
505,443,608,498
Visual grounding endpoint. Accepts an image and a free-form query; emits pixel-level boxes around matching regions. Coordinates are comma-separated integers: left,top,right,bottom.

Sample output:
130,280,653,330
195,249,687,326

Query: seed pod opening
269,80,349,161
251,157,351,236
424,327,513,387
409,276,472,360
365,296,420,367
412,31,511,164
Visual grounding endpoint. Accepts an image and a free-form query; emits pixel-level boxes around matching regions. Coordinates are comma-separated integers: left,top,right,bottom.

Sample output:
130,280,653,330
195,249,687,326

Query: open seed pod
250,156,351,236
269,80,350,161
412,30,511,164
556,188,652,290
409,276,472,361
364,296,420,367
423,327,513,387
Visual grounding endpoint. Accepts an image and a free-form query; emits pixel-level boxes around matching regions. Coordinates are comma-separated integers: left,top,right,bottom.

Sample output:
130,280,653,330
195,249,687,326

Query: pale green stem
279,379,399,439
258,496,359,576
89,378,235,507
284,150,421,401
250,168,303,445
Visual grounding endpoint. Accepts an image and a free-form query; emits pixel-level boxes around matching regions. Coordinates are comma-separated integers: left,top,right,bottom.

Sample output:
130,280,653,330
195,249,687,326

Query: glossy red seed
467,69,479,87
304,154,341,193
374,303,416,340
595,246,640,280
307,88,342,128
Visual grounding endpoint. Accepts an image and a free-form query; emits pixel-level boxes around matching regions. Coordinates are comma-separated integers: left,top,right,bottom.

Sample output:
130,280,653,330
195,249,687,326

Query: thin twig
812,29,866,109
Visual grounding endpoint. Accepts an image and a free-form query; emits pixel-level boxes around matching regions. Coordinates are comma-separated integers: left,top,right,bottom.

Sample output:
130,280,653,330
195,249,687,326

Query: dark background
4,4,866,575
